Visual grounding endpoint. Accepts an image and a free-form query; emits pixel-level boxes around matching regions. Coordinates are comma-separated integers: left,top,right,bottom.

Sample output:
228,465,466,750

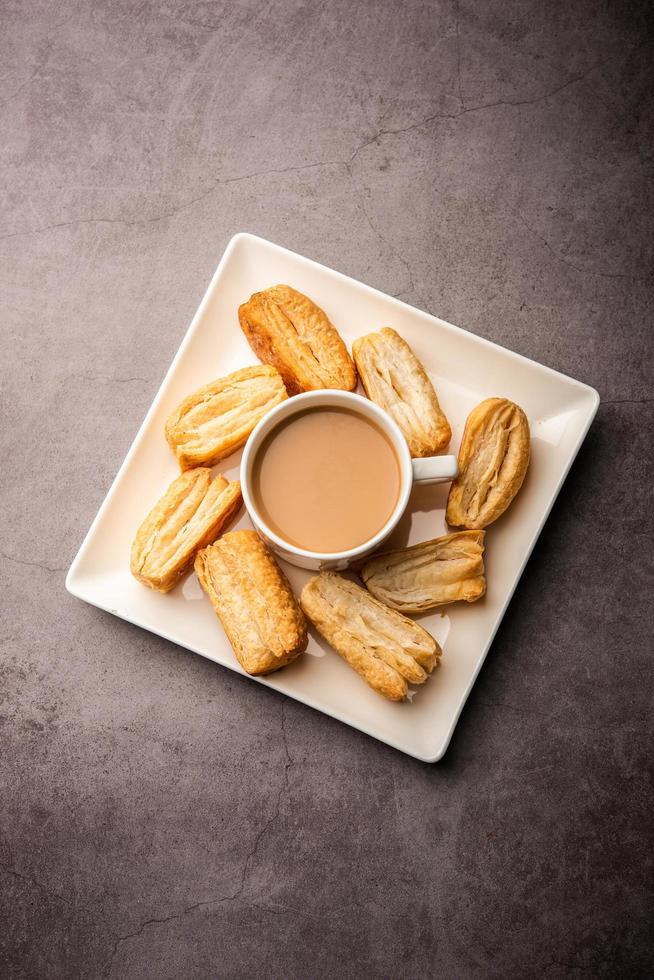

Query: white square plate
66,233,599,761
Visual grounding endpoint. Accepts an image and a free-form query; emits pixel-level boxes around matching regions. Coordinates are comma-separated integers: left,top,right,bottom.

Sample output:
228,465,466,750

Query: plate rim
66,231,600,762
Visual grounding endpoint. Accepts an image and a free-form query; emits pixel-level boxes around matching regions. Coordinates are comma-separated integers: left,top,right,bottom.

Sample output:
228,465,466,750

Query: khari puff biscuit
446,397,530,529
165,365,287,471
130,468,242,592
361,531,486,613
352,328,451,457
300,572,440,701
238,285,357,395
195,530,307,676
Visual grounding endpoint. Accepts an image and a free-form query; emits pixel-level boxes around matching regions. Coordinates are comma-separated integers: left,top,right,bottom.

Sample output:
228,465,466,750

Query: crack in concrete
345,65,603,168
461,71,594,115
0,46,646,290
71,374,151,385
602,397,654,405
105,889,422,973
0,216,134,240
516,212,652,282
105,699,294,977
0,61,617,242
346,162,422,304
0,552,66,574
104,911,185,978
0,160,343,242
455,2,465,110
0,859,110,932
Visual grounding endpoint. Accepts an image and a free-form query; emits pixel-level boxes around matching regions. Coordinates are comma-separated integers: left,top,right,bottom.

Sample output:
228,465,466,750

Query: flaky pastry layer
361,530,486,613
352,327,451,457
300,572,440,701
165,365,287,471
446,397,530,529
130,468,242,592
238,285,357,395
194,530,307,676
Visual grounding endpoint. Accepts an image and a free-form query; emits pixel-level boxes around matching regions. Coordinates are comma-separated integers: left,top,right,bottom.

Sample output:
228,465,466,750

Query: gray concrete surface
1,1,653,977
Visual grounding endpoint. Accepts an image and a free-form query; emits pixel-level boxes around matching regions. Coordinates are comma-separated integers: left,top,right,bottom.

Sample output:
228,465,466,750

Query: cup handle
411,454,458,485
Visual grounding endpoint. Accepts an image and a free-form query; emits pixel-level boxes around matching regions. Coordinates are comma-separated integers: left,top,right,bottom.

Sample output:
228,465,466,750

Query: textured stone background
1,1,653,977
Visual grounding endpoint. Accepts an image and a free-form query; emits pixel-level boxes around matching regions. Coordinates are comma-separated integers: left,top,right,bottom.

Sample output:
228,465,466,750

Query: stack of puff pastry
130,285,360,677
130,283,530,699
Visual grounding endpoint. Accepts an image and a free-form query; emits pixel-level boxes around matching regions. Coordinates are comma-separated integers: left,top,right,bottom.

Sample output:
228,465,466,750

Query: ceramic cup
240,389,458,571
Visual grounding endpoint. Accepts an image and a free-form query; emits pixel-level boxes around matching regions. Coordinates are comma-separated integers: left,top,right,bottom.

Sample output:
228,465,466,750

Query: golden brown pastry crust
446,397,530,529
361,531,486,613
194,530,307,676
130,469,242,593
352,327,451,457
300,572,440,701
238,285,357,395
165,365,287,471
